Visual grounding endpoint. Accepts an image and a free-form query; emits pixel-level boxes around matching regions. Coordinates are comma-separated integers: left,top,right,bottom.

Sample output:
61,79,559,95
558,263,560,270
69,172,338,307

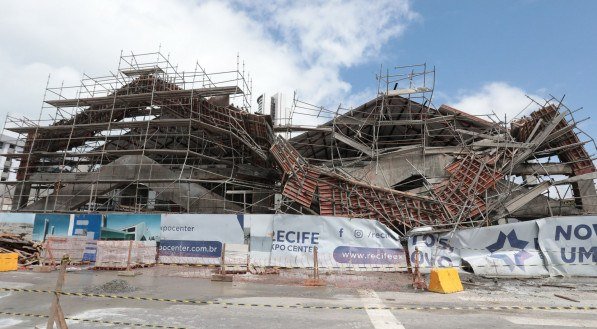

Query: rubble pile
84,279,138,294
0,233,40,265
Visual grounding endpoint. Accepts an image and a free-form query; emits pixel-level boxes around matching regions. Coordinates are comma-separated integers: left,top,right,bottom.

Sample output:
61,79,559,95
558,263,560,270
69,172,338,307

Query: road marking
0,318,23,329
358,289,405,329
504,316,597,327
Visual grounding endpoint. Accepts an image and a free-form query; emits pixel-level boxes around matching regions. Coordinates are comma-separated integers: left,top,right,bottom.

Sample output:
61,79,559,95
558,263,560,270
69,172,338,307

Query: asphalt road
0,269,595,329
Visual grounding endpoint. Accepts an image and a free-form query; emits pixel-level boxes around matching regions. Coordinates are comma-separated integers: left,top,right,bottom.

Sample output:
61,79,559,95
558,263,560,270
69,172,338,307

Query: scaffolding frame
1,52,596,235
270,65,597,234
0,51,274,214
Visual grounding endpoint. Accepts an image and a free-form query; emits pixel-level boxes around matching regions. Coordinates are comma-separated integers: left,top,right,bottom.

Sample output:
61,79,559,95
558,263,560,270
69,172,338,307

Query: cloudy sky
1,0,596,139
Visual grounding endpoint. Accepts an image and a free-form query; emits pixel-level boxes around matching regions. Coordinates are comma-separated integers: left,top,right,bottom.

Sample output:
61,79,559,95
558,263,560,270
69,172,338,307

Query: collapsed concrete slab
22,155,241,213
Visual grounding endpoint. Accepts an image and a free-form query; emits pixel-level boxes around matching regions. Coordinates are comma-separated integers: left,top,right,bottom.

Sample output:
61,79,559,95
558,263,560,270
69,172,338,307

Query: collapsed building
1,52,595,236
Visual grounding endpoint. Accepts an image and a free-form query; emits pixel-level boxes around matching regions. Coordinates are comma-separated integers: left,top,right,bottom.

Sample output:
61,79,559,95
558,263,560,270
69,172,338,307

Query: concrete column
572,180,597,214
147,190,156,210
12,182,31,211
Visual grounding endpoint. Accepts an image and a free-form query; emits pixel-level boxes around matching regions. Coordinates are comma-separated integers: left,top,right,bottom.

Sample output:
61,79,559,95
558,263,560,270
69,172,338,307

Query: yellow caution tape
0,310,187,328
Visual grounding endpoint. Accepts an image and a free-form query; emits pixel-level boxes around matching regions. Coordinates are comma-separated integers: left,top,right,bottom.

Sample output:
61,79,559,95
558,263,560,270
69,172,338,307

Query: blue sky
0,0,595,146
345,1,597,117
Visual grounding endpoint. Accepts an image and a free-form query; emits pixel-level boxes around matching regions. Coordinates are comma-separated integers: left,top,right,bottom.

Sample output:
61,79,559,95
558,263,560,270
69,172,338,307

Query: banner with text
408,221,548,276
537,216,596,276
265,215,406,270
159,214,244,264
406,217,597,277
407,232,461,273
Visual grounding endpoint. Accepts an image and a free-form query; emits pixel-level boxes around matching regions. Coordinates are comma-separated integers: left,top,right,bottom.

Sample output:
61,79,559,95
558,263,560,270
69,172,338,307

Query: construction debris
553,293,580,303
84,279,138,295
0,233,40,265
541,283,575,289
0,53,595,236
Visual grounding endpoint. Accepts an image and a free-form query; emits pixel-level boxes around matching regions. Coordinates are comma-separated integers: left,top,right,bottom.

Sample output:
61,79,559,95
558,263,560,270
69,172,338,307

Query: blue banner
32,214,71,241
72,214,102,240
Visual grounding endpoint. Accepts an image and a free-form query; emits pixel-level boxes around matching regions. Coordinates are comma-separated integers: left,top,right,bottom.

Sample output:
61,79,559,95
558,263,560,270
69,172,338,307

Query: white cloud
0,51,81,129
449,82,544,121
0,0,416,128
344,88,377,109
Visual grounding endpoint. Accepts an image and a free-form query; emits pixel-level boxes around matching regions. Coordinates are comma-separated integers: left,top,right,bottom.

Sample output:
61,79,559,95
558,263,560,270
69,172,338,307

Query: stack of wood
0,233,40,266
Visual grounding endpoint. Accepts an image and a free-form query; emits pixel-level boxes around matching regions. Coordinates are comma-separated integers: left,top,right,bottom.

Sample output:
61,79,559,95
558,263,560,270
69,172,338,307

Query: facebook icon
339,228,344,238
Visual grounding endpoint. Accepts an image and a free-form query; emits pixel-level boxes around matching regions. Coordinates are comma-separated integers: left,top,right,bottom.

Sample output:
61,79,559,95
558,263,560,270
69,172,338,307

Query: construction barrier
223,243,249,273
4,212,596,275
408,216,597,277
0,252,18,271
32,213,72,241
428,268,463,294
41,236,88,264
104,213,161,241
82,257,596,276
158,214,244,265
537,216,596,276
95,240,157,269
249,214,408,271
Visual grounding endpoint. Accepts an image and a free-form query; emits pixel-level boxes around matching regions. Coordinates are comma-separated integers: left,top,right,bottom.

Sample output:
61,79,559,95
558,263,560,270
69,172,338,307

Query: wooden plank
46,257,69,329
377,116,456,126
333,133,375,157
510,110,567,166
6,118,193,133
272,125,332,132
45,86,243,107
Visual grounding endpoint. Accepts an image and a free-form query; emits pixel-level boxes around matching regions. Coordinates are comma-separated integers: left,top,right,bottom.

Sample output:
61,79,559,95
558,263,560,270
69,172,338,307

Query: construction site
0,51,596,228
0,51,596,328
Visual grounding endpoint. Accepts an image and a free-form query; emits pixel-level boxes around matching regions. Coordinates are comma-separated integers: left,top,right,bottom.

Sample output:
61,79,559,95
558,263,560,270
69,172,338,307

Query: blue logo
339,228,344,238
485,230,532,271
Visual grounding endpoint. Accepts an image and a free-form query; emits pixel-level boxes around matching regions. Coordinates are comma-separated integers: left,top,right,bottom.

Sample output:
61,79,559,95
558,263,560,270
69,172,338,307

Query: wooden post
412,247,426,290
211,243,232,282
220,243,226,275
46,255,69,329
118,240,140,277
303,246,325,286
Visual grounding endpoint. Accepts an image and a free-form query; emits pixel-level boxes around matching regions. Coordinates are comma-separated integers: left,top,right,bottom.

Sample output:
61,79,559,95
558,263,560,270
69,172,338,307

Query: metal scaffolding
1,52,595,236
271,65,597,234
0,51,276,214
